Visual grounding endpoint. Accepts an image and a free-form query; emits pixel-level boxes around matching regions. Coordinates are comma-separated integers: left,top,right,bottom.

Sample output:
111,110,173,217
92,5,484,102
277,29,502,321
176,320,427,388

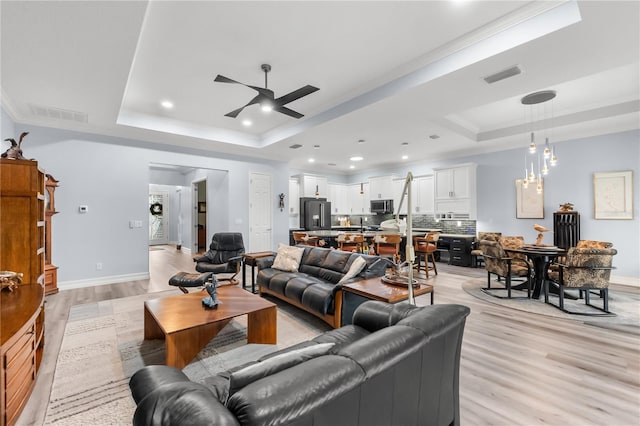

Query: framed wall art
593,170,633,219
198,202,207,213
515,179,544,219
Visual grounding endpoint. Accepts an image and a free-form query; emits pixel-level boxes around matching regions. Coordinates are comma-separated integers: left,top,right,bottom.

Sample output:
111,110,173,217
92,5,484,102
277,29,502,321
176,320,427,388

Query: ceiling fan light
260,102,273,112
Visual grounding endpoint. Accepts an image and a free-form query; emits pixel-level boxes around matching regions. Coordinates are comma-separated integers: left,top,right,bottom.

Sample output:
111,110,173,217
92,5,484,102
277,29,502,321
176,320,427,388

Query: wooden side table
242,251,275,293
341,277,434,326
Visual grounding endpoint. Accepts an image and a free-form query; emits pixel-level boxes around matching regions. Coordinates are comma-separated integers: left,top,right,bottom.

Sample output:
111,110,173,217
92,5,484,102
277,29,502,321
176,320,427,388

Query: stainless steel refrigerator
300,197,331,230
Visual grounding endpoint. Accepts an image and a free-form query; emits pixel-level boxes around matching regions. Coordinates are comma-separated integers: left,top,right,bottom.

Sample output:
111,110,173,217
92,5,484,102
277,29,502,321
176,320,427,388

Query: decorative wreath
149,202,163,216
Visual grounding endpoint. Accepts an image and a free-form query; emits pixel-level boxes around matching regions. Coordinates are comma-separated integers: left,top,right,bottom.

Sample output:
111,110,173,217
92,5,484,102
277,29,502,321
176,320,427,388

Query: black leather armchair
193,233,245,285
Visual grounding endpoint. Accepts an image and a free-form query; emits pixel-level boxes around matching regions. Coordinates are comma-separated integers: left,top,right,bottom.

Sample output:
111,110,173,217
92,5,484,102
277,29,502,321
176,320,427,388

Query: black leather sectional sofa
129,300,470,426
256,245,392,328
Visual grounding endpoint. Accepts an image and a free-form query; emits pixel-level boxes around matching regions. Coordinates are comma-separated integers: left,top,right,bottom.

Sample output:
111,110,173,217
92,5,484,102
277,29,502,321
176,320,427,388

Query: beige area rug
44,290,331,425
462,278,640,327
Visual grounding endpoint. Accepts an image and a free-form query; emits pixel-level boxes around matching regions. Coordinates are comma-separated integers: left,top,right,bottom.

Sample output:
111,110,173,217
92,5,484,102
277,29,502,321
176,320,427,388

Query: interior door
149,191,169,245
249,172,272,252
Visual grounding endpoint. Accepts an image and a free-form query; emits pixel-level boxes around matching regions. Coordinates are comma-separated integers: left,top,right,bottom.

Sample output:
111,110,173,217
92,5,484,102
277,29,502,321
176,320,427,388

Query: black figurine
202,276,220,309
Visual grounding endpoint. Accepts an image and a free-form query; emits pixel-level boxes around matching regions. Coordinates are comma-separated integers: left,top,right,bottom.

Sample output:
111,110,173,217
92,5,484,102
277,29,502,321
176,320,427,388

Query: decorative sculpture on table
202,276,220,309
533,223,550,246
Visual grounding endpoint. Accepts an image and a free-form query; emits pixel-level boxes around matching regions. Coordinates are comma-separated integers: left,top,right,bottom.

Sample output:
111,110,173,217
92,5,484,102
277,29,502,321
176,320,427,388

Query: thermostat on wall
79,205,88,213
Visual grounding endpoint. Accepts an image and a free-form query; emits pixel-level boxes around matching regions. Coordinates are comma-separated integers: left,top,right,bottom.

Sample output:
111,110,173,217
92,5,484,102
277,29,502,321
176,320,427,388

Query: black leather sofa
256,245,392,328
129,300,470,426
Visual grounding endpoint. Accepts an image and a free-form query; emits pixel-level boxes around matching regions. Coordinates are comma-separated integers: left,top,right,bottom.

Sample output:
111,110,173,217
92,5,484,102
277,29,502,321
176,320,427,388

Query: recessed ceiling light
349,165,355,169
242,119,252,127
350,156,363,162
402,155,409,160
161,100,174,109
308,158,315,163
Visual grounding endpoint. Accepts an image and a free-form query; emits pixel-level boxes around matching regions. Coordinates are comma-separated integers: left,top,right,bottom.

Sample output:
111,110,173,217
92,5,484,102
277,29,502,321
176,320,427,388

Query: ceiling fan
214,64,319,119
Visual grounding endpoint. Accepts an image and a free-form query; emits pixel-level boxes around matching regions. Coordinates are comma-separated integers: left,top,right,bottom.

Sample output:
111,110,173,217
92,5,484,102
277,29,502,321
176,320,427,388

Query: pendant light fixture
314,185,319,199
520,90,559,189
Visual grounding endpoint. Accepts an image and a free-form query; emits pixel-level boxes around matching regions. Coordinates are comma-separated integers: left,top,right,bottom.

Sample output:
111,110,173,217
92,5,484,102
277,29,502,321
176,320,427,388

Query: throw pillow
272,243,305,272
228,342,334,398
338,256,367,283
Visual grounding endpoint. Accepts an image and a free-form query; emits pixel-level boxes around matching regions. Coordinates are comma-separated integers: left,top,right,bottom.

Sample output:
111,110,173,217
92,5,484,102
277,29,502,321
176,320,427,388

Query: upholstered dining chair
292,231,320,247
470,232,501,268
479,237,531,298
413,232,440,277
337,233,365,253
546,241,616,315
373,233,402,262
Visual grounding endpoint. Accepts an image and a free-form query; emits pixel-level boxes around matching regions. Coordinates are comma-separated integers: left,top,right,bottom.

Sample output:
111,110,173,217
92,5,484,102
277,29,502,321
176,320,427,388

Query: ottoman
168,271,213,293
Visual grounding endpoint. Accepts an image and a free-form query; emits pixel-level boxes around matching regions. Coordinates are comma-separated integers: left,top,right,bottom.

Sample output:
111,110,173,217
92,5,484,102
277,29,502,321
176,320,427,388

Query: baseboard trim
58,272,151,291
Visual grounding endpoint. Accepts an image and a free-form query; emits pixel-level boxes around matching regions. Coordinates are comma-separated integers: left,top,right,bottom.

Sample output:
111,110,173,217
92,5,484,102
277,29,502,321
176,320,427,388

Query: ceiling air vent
289,144,303,149
29,104,88,123
483,65,522,84
429,134,440,140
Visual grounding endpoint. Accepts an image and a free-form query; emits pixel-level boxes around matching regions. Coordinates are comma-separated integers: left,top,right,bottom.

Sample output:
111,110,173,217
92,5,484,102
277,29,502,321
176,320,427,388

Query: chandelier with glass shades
520,90,558,194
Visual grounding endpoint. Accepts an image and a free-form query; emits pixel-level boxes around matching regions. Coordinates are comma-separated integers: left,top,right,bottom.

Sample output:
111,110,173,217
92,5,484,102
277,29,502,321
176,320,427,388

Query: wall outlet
96,262,103,270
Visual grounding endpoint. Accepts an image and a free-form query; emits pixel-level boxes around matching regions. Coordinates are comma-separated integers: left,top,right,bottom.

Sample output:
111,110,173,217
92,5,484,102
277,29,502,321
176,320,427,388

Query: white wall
12,124,290,289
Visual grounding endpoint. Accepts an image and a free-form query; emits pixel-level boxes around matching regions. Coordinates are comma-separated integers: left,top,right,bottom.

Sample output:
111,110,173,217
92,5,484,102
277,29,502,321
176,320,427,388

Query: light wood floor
18,246,640,425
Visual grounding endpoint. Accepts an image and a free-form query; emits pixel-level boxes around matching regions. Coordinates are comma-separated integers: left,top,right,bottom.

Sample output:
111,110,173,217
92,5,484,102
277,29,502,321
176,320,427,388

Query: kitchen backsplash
337,213,476,235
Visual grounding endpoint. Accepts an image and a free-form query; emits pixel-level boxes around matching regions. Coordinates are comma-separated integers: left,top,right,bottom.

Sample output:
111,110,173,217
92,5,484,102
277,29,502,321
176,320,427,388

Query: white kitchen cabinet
368,175,395,200
433,164,476,219
392,175,432,215
301,175,328,198
288,178,299,215
415,175,434,214
328,183,349,215
347,183,370,214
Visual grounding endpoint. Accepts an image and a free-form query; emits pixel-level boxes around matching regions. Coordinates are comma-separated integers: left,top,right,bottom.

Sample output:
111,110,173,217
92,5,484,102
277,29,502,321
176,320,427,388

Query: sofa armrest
256,256,275,270
351,300,422,332
133,381,240,426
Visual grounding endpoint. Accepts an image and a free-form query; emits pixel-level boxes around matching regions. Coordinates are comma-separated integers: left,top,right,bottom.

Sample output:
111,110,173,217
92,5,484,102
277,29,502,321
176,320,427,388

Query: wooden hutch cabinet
0,159,46,425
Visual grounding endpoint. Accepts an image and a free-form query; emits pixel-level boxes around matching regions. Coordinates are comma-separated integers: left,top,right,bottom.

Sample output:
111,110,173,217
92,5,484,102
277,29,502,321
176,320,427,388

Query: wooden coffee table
341,276,434,326
144,285,277,369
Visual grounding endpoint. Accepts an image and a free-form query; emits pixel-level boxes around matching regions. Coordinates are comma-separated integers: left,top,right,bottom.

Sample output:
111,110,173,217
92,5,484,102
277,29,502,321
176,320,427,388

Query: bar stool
373,233,402,262
292,231,319,246
413,232,440,277
337,233,365,253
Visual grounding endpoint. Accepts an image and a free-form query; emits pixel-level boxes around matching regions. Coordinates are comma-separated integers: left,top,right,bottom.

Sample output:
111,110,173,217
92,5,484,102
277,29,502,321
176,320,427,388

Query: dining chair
546,241,616,315
470,232,501,268
479,238,531,298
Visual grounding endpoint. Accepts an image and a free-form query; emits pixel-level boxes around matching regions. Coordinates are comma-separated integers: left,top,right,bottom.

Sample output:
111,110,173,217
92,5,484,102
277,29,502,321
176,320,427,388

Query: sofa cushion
228,343,335,398
301,282,337,315
284,275,326,303
338,256,366,283
272,244,305,272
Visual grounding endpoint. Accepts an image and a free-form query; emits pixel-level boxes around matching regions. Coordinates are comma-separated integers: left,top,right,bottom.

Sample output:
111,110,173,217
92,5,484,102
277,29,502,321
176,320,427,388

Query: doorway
249,172,272,252
194,179,207,253
149,191,169,245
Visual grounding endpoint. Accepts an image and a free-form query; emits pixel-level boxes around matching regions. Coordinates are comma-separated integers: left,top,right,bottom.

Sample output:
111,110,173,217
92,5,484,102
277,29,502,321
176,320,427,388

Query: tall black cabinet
553,211,580,249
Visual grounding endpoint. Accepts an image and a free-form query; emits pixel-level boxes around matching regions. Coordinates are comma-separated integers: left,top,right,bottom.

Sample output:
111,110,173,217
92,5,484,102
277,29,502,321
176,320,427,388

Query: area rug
44,290,330,425
462,278,640,327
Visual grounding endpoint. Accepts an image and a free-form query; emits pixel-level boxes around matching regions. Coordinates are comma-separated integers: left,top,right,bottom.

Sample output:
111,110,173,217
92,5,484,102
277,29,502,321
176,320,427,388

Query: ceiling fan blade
224,94,263,118
275,85,319,106
274,105,304,119
215,75,265,94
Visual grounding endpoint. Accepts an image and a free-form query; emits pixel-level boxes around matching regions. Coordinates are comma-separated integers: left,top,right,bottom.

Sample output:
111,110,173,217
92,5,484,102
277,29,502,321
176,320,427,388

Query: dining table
504,245,569,299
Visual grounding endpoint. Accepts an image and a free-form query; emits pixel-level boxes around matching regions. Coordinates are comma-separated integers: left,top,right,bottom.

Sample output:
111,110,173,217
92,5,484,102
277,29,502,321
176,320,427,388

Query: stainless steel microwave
370,199,394,214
